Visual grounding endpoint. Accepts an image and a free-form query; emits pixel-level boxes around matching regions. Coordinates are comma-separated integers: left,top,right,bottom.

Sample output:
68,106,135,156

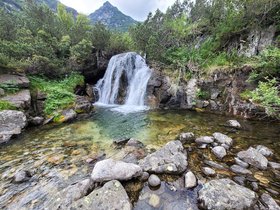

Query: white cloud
58,0,177,21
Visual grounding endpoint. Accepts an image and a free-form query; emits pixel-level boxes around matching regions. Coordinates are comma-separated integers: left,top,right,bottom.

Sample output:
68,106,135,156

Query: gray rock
260,193,280,210
140,172,149,181
268,161,280,170
212,146,227,159
91,159,142,182
74,95,92,113
196,100,209,108
0,110,27,144
198,144,208,149
256,145,273,157
69,180,132,210
126,138,144,148
148,174,161,187
185,171,197,189
0,88,4,96
57,179,94,207
113,138,130,146
202,167,216,176
266,188,279,196
198,179,258,210
230,164,252,175
195,136,214,144
30,116,44,126
213,132,233,147
139,141,187,174
134,182,199,210
221,143,230,150
13,170,31,183
237,147,268,170
235,157,249,168
179,132,195,143
60,109,77,123
1,90,31,110
233,176,246,186
0,74,30,88
226,120,241,129
251,182,258,191
204,160,227,170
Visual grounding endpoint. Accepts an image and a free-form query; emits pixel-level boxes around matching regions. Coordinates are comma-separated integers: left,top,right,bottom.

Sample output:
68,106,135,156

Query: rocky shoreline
2,119,279,209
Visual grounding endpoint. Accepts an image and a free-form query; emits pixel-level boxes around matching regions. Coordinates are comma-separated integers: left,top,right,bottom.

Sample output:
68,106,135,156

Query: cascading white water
95,52,152,112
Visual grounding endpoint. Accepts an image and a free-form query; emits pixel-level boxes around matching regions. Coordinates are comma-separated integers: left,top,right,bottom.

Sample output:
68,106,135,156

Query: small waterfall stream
95,52,152,112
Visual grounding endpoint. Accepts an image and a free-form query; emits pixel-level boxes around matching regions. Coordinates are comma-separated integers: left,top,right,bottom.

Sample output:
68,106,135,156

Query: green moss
29,73,84,115
0,100,17,111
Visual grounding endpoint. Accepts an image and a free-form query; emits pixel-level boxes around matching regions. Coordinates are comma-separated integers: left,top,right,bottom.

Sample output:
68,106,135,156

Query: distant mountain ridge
89,1,138,31
0,0,78,16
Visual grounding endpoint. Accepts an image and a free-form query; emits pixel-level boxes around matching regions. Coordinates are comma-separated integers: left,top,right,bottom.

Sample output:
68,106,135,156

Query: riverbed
0,108,280,209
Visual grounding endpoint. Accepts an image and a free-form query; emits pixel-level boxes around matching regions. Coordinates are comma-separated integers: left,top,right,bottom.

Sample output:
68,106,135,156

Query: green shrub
29,73,84,115
0,100,16,111
247,78,280,118
196,88,210,100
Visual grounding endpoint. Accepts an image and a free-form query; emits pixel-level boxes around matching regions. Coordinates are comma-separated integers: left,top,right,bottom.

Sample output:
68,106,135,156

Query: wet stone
237,147,268,170
251,182,258,192
202,167,216,177
179,132,195,143
233,176,246,186
230,164,252,175
134,182,199,210
212,146,227,159
235,157,249,168
213,132,233,147
148,174,161,187
204,160,227,170
91,159,142,182
260,193,280,210
195,136,214,144
69,180,132,210
256,145,273,157
268,161,280,170
140,172,149,182
139,141,187,174
185,171,197,189
226,120,241,129
198,179,258,210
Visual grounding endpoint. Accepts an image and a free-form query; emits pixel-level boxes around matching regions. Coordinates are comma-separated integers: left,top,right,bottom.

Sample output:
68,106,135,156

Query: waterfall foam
94,52,152,113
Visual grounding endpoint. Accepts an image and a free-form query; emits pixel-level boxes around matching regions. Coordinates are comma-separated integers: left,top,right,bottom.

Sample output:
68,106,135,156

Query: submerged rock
255,145,273,157
13,170,31,183
179,132,195,143
230,164,252,175
213,132,233,147
268,161,280,170
57,179,95,207
235,157,249,168
260,193,280,210
134,182,199,210
237,147,268,170
198,179,258,210
195,136,214,144
212,146,227,159
148,174,161,187
185,171,197,189
226,120,241,129
69,180,132,210
0,110,27,144
202,167,216,177
91,159,142,182
139,141,187,174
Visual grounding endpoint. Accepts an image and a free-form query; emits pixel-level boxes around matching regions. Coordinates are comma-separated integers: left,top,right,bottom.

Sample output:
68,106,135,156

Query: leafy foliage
29,73,84,115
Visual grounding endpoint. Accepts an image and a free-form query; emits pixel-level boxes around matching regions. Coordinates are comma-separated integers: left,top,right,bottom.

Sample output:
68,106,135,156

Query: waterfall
95,52,151,112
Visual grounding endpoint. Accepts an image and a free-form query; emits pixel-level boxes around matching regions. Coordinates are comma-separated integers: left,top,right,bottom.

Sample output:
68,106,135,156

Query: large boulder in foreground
198,179,258,210
91,159,142,182
237,147,268,170
139,141,187,174
0,110,27,144
69,180,132,210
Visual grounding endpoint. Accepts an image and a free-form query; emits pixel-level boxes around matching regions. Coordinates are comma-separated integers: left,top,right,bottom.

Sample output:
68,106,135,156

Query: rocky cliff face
146,66,269,120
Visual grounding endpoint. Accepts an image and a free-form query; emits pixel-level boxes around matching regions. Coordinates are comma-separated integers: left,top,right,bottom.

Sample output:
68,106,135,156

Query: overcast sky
58,0,177,21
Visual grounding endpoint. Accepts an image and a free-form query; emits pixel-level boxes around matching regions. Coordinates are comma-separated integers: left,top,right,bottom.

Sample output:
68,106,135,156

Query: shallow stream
0,108,280,209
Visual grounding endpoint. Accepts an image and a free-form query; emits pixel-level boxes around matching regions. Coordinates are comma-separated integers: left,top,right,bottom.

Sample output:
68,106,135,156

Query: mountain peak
89,1,138,31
